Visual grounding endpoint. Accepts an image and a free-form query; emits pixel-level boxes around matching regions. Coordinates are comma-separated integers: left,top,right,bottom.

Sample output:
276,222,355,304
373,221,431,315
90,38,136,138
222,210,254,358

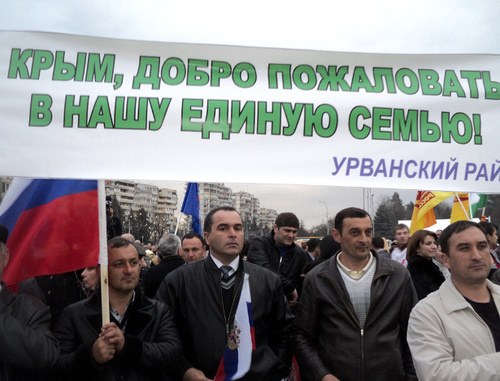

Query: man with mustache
292,207,418,381
408,221,500,380
54,236,181,380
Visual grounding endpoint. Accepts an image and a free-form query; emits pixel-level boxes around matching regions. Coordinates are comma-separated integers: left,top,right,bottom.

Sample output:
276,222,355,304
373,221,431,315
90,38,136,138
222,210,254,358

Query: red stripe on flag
214,356,227,381
250,326,256,350
3,190,99,287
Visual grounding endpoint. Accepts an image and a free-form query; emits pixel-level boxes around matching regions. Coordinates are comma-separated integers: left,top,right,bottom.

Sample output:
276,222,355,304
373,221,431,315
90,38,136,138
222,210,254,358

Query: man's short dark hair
440,220,487,256
203,206,240,233
0,224,9,245
108,236,133,249
372,236,385,249
479,221,497,236
182,232,206,247
334,207,370,235
306,238,320,252
394,223,409,234
275,212,299,229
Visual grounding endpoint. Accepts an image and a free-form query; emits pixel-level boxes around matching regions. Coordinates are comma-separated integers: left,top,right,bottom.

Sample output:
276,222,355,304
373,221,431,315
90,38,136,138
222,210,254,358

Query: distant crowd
1,205,500,380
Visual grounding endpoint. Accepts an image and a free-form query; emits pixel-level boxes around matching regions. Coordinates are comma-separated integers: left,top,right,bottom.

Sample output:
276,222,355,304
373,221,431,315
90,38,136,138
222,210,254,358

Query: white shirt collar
210,253,240,276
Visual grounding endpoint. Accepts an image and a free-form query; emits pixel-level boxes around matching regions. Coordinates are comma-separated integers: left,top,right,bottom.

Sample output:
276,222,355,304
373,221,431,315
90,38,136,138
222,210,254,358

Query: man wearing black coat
247,212,308,308
54,237,181,380
156,207,293,381
0,224,59,380
142,234,185,298
292,208,417,381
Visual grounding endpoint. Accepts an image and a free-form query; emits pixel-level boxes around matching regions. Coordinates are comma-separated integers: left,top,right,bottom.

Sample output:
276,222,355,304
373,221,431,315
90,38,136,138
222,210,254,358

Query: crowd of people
1,205,500,380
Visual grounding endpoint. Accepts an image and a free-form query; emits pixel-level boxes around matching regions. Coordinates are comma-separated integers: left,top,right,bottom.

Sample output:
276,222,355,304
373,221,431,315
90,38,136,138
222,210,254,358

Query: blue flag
181,183,202,234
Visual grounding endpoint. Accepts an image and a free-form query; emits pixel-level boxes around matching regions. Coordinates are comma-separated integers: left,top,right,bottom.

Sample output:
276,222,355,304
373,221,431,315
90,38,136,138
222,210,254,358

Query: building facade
233,191,261,226
198,183,234,222
105,180,178,239
259,208,278,233
0,177,12,202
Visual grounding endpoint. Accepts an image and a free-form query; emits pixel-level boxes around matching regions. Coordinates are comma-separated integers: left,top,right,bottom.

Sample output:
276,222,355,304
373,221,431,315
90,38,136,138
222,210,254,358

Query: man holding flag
156,207,293,381
54,237,182,380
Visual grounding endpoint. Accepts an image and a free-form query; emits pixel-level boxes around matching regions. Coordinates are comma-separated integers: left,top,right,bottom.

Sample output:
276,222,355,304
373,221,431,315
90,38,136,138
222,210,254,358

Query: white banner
1,31,499,192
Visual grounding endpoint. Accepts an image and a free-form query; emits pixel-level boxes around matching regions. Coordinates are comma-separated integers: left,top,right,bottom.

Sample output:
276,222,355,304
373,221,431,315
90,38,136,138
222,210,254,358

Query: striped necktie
220,266,235,289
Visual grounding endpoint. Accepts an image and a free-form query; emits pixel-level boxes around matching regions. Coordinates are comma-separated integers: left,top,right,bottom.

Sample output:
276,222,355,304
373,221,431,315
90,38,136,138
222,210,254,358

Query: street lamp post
319,201,329,236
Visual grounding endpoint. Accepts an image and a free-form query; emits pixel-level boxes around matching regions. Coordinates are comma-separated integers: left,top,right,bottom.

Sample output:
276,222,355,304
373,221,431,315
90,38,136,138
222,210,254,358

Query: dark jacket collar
328,249,395,279
159,255,185,264
0,281,15,305
85,286,154,332
87,285,151,309
268,229,297,251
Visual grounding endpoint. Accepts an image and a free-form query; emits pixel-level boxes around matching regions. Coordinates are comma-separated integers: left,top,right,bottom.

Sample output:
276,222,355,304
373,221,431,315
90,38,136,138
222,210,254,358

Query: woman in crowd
81,265,99,297
406,230,445,300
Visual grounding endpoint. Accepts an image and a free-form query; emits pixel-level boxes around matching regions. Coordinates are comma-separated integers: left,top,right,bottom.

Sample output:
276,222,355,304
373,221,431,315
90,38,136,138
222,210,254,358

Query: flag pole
98,180,110,325
454,193,470,221
468,193,473,220
174,212,183,235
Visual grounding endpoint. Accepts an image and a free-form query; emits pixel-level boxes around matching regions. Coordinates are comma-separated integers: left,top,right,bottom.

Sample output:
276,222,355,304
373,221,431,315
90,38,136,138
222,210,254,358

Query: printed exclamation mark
473,114,482,144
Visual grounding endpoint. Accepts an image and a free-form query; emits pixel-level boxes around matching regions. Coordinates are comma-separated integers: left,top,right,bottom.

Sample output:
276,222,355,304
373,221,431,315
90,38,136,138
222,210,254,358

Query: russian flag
0,178,100,288
214,273,256,381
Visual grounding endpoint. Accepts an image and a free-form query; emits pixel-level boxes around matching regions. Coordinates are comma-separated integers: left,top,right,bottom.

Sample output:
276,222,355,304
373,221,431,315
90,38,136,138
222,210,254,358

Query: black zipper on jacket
319,267,393,381
321,272,366,380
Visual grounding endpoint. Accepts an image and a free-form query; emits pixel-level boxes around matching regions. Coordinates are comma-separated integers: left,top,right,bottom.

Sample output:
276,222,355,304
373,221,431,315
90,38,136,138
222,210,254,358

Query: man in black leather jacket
247,212,308,309
54,237,181,380
292,208,417,381
0,224,59,380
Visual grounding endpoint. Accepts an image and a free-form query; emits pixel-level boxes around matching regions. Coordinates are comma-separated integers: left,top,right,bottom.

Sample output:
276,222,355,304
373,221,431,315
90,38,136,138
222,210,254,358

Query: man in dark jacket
156,207,293,381
0,224,59,380
54,236,181,380
247,212,308,308
142,234,185,297
292,207,418,381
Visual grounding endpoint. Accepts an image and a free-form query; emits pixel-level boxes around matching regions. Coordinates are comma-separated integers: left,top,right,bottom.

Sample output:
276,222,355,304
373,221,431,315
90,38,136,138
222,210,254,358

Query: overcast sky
1,0,498,228
145,180,419,229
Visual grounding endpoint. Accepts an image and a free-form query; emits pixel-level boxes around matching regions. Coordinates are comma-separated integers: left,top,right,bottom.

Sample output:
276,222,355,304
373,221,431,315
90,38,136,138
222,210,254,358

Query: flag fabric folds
0,178,100,288
214,273,256,381
450,193,489,223
181,182,202,235
450,193,470,223
410,191,454,234
471,193,488,217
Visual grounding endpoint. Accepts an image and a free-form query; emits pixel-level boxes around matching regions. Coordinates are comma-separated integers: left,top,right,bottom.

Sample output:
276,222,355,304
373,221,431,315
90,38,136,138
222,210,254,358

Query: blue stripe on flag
0,179,97,235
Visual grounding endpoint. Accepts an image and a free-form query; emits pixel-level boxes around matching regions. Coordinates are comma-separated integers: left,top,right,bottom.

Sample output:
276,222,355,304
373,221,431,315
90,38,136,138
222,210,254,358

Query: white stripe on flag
232,272,253,379
0,178,32,215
